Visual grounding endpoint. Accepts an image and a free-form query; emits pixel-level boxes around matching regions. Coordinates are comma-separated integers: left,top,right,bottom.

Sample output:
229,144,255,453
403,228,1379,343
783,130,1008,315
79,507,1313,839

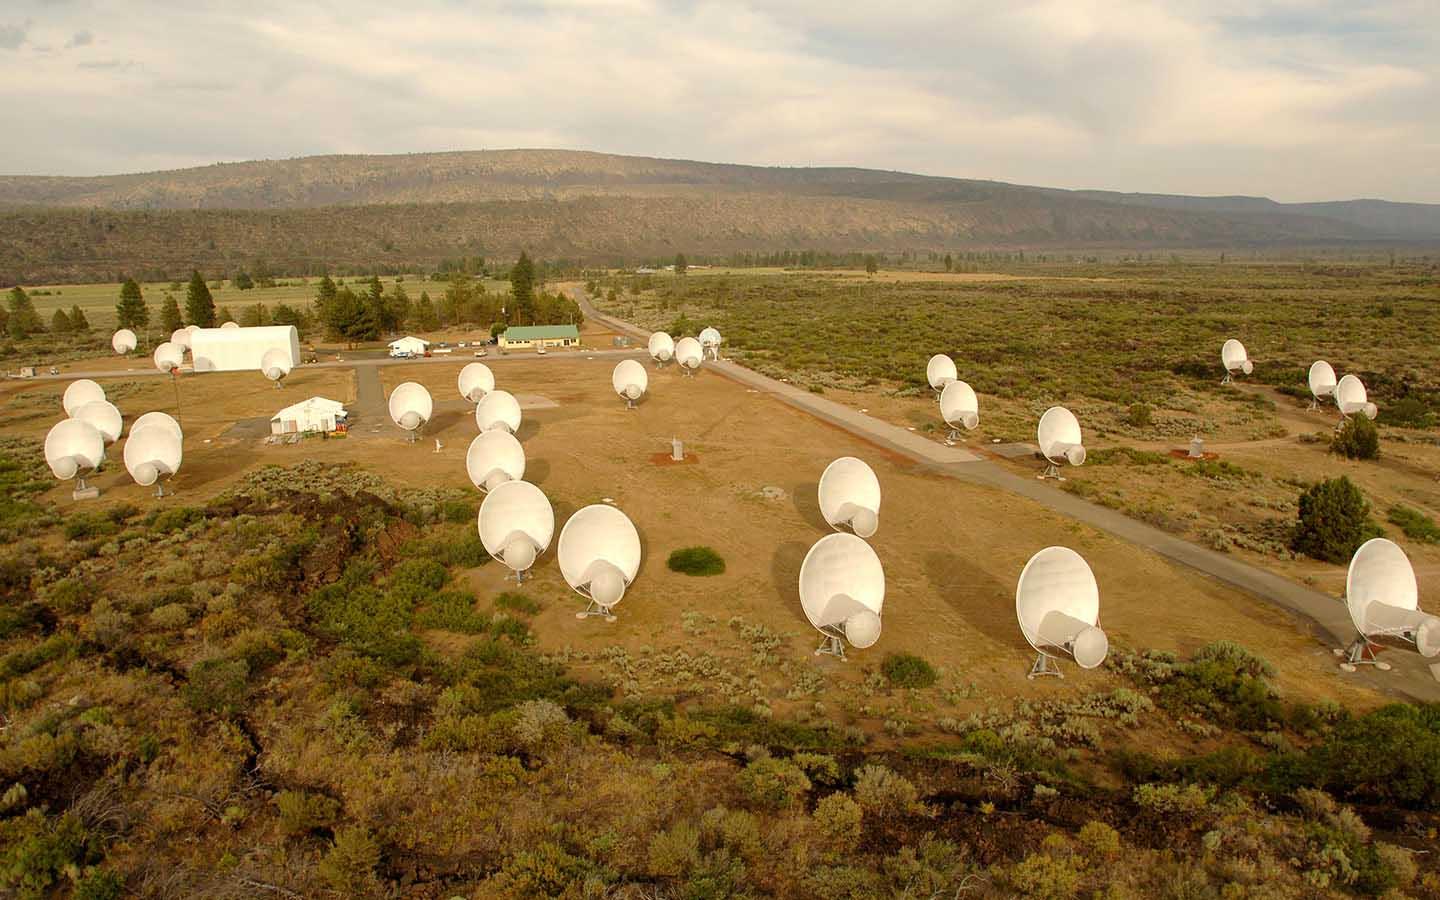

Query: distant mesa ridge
1,149,1436,283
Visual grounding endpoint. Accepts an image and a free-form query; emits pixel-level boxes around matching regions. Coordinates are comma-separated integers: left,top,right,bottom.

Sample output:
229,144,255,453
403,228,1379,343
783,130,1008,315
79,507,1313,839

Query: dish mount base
1038,463,1065,481
1028,652,1063,679
1336,637,1392,672
576,600,618,624
814,632,847,660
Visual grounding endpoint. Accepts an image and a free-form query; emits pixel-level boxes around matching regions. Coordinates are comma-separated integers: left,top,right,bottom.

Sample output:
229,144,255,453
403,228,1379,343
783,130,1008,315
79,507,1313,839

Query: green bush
666,546,726,576
495,592,541,615
148,506,203,534
74,869,124,900
183,658,250,715
319,826,380,893
275,790,341,837
1301,704,1440,810
1330,415,1380,460
736,756,811,810
1125,402,1154,428
1291,477,1382,564
812,792,863,851
0,810,100,898
1377,397,1435,429
417,590,488,634
853,765,920,817
881,652,938,689
1387,505,1440,544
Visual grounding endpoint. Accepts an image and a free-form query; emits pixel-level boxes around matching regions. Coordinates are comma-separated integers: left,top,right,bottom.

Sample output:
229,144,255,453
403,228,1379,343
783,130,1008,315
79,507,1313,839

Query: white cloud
0,0,1435,201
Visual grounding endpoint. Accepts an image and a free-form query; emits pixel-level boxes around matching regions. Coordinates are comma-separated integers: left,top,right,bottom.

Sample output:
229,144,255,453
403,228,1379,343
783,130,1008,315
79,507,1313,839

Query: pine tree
416,292,438,331
185,271,216,327
674,253,688,275
391,284,411,331
315,275,338,324
160,295,183,333
510,251,537,326
217,305,236,325
7,286,43,339
115,277,149,330
234,271,254,290
51,308,72,333
69,305,90,332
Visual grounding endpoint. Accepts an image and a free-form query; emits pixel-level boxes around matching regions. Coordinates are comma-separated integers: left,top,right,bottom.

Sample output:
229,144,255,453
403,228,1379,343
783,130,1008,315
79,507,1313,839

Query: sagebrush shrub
812,792,863,850
881,652,938,689
737,756,811,810
853,764,920,817
1330,415,1379,460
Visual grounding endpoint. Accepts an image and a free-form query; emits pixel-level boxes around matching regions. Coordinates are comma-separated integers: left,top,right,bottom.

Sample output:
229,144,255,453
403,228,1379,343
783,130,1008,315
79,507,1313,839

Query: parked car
536,346,547,355
437,341,450,348
458,341,468,348
473,349,488,358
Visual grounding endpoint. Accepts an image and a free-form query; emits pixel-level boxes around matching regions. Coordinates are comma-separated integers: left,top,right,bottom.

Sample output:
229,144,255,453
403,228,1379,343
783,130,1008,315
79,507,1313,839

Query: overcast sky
3,0,1436,202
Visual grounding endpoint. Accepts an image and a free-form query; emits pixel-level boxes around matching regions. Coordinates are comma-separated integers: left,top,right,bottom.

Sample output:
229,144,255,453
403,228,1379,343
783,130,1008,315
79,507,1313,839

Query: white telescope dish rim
260,347,292,380
557,503,642,594
62,379,106,416
476,389,523,434
1346,537,1417,633
111,329,137,354
818,456,882,538
1334,374,1377,418
1221,338,1253,375
458,362,496,402
926,354,958,391
612,359,649,399
940,380,980,430
675,336,703,368
798,532,885,650
465,430,526,491
44,419,105,480
1037,406,1086,466
170,328,193,349
387,382,434,431
74,399,124,443
1016,546,1107,669
153,342,184,371
132,411,182,443
478,480,555,569
220,321,240,329
1308,361,1337,399
648,331,675,361
699,326,722,347
123,422,184,485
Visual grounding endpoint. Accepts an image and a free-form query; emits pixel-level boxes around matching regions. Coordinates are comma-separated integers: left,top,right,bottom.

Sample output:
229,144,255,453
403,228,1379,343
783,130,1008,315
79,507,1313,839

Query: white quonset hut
190,325,301,373
389,336,430,357
271,397,347,435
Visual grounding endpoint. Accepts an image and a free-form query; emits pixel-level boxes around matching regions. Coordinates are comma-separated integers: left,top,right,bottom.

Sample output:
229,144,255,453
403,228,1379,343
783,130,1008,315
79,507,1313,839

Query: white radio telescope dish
799,532,885,658
62,379,106,416
479,480,555,582
170,328,193,350
1339,538,1438,670
44,419,105,486
927,354,958,392
476,389,523,435
818,457,882,539
220,320,240,330
1016,546,1108,678
612,359,649,408
153,342,184,372
939,380,979,441
465,430,526,492
648,331,675,366
1307,361,1337,410
1220,339,1253,383
387,382,433,438
558,504,642,622
458,363,496,402
132,411,182,443
111,329,137,355
675,337,703,375
699,326,722,360
1037,406,1086,479
74,400,124,444
260,347,292,386
123,421,184,495
1334,374,1378,420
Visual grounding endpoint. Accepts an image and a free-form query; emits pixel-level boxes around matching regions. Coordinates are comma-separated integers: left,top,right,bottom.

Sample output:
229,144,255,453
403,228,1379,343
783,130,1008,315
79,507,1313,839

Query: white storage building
389,336,430,356
191,325,301,373
271,397,347,435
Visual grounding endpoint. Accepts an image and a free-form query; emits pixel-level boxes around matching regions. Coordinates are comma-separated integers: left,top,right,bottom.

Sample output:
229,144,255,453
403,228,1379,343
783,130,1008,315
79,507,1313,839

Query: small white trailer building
388,336,430,357
271,396,348,435
191,325,301,373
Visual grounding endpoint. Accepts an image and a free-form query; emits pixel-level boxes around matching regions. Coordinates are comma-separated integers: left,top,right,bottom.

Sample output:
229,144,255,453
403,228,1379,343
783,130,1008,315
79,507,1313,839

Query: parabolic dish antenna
612,359,649,408
1334,374,1378,421
387,382,433,439
558,504,642,622
1037,406,1086,480
220,321,240,330
74,400,124,444
699,326,722,360
818,457,882,539
478,480,555,583
171,328,193,350
1220,339,1254,384
926,354,958,392
476,389,523,435
675,337,703,375
1339,538,1438,670
1307,361,1337,410
799,532,884,659
260,347,292,386
153,342,184,372
458,363,496,402
648,331,675,366
111,329,137,355
62,379,106,416
1016,546,1108,678
465,430,526,492
939,380,979,442
123,421,183,496
132,411,182,443
44,419,105,487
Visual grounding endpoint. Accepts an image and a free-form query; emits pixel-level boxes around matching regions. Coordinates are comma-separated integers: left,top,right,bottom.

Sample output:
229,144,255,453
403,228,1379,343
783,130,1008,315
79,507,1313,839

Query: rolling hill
2,149,1437,283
